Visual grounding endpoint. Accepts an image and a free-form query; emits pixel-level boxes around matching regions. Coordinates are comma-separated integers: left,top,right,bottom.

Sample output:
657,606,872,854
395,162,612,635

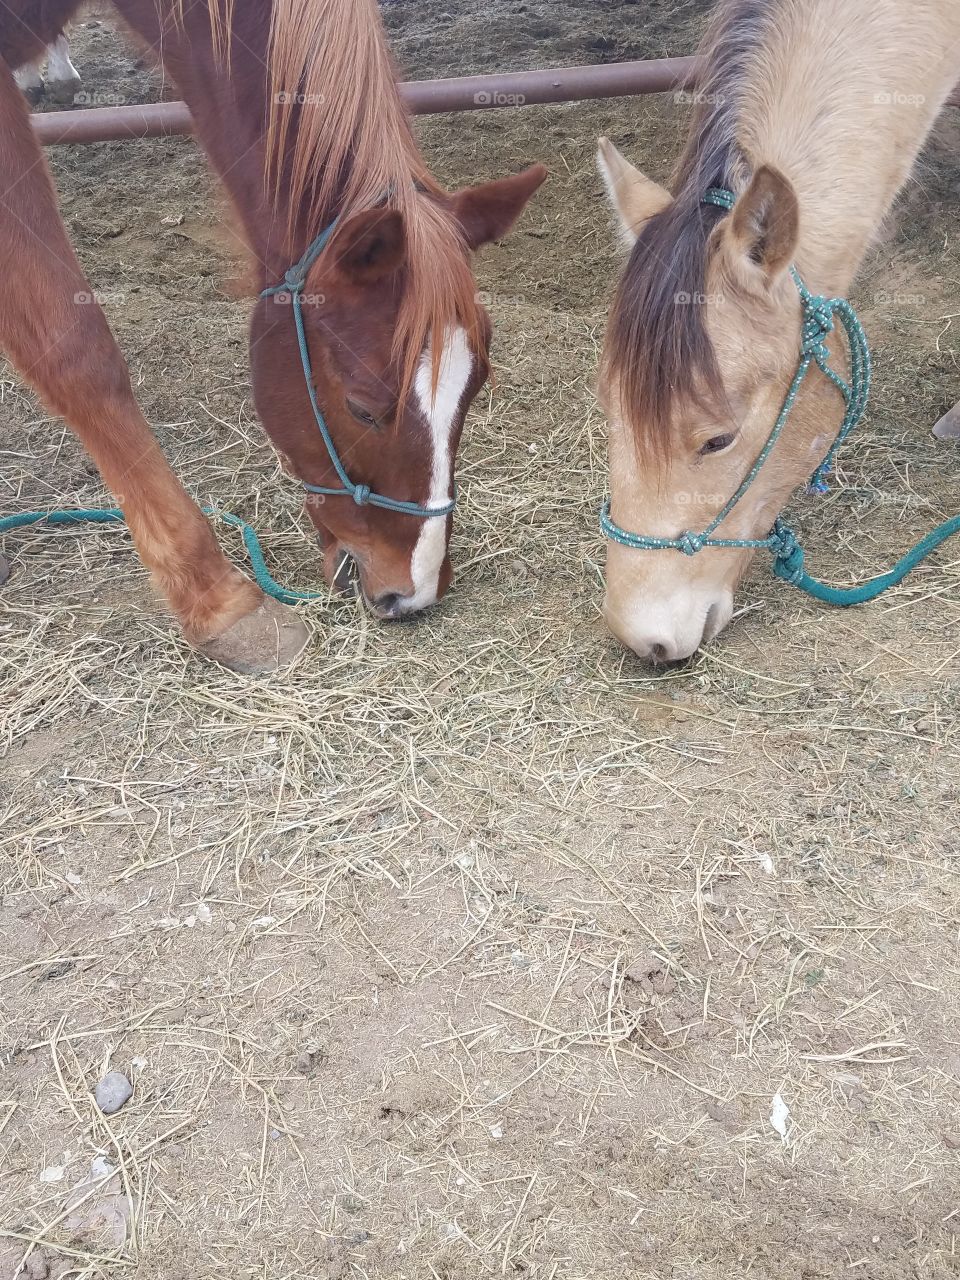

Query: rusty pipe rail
29,56,960,147
31,56,701,145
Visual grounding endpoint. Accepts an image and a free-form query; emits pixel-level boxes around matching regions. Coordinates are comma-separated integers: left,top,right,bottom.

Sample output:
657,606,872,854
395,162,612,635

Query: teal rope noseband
261,217,455,520
600,185,960,606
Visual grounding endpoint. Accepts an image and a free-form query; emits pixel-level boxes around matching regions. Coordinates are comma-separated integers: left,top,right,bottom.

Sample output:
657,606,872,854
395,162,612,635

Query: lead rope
0,507,324,605
600,185,960,606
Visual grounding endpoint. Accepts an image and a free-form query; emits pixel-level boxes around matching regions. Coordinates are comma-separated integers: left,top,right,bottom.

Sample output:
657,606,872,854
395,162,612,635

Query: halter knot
767,519,805,582
352,484,372,506
677,530,705,556
801,296,834,360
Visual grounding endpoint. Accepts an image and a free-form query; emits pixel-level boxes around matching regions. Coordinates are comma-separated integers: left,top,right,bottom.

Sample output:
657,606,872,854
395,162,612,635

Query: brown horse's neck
114,0,346,282
722,0,960,292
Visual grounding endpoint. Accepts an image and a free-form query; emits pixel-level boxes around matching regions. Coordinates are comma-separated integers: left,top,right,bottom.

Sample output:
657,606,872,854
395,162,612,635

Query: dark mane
603,0,773,455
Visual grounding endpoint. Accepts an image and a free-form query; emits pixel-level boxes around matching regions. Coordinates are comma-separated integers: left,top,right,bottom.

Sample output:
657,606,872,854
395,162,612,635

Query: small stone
943,1131,960,1150
94,1071,133,1115
295,1040,328,1075
23,1254,49,1279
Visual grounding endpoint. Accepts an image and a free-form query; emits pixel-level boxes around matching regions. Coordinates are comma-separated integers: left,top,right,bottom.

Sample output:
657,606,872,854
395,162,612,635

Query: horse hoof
933,402,960,440
197,596,309,674
0,555,9,588
45,76,81,106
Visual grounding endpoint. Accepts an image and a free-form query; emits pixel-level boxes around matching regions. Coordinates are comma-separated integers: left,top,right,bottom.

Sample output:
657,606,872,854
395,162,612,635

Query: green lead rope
770,512,960,604
600,185,960,607
0,507,324,606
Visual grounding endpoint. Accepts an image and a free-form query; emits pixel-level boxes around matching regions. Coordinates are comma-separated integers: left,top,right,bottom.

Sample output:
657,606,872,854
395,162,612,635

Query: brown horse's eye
699,432,735,456
346,398,380,429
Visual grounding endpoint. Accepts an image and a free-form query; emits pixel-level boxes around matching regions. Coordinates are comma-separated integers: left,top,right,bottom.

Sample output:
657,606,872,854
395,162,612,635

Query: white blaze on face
407,326,472,610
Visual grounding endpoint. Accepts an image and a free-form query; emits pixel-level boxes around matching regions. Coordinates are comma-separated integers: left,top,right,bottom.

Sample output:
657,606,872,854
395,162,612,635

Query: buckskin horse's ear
597,137,671,246
330,208,407,283
449,164,548,249
719,164,799,291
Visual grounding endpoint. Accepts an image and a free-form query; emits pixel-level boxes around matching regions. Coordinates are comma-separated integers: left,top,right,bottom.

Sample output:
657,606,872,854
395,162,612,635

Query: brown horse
597,0,960,662
0,0,545,672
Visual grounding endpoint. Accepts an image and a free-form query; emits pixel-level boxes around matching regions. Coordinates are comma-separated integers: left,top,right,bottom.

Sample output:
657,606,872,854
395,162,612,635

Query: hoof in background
933,402,960,440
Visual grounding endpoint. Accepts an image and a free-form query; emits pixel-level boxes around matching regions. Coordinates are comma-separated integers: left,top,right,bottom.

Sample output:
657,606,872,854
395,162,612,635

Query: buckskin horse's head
597,140,841,661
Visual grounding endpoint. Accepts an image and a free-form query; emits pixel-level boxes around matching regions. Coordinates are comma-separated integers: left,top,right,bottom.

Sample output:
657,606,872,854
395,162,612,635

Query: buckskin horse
0,0,545,671
596,0,960,662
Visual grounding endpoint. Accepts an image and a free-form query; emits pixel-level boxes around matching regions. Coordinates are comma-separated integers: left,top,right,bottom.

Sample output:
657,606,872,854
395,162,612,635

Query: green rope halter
260,216,455,520
600,185,960,606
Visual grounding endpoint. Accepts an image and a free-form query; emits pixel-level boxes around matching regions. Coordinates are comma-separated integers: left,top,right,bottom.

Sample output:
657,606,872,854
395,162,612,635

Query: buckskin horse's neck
114,0,345,283
726,0,960,293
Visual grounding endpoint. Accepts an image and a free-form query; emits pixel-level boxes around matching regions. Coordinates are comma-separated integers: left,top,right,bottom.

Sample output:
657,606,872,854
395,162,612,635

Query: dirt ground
2,3,960,1279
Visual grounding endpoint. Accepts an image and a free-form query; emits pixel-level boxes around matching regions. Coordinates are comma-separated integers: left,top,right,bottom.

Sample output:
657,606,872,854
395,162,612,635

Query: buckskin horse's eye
346,398,380,429
699,432,736,456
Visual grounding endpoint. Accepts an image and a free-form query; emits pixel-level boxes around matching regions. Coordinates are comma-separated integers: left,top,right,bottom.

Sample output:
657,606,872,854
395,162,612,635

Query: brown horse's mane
263,0,481,395
603,0,774,457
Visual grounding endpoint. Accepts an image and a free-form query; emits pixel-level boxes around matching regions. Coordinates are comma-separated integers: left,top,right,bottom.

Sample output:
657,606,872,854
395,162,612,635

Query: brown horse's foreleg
0,64,307,670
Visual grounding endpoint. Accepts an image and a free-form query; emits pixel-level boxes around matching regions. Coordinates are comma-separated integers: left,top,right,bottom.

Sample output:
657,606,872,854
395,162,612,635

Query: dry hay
2,11,960,1280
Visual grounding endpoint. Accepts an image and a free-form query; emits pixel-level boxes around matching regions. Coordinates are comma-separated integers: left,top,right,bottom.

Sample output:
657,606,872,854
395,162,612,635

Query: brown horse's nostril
371,591,402,617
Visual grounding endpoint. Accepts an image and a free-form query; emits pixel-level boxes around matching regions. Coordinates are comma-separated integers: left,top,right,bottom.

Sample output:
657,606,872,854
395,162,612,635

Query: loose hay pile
2,8,960,1279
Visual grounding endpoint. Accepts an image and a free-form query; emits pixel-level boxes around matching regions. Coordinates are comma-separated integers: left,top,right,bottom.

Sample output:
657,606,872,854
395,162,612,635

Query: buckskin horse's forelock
265,0,482,404
603,0,776,461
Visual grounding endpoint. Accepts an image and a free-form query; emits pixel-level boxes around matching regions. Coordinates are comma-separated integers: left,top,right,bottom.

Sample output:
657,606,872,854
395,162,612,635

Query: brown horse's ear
597,137,672,246
720,165,799,291
450,164,548,250
330,208,407,283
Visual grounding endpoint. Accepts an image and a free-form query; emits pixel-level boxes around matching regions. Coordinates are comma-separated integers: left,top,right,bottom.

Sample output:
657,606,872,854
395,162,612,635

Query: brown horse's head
597,140,841,661
250,168,545,618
